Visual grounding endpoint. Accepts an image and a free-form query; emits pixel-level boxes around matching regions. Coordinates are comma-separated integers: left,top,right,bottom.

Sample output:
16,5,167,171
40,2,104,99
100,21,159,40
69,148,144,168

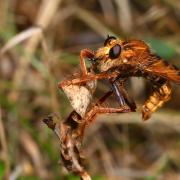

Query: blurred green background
0,0,180,179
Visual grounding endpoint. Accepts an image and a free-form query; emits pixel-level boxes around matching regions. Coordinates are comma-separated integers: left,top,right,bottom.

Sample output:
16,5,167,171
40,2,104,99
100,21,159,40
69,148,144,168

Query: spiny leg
111,80,126,106
111,78,137,111
78,104,131,138
59,48,121,88
92,89,132,117
59,71,119,88
142,80,172,120
78,90,132,138
80,49,94,77
87,89,132,120
92,89,131,116
76,90,113,138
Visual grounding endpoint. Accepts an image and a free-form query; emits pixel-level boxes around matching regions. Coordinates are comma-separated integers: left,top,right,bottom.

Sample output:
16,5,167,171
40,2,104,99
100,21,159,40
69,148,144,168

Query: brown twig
43,113,92,180
43,73,97,180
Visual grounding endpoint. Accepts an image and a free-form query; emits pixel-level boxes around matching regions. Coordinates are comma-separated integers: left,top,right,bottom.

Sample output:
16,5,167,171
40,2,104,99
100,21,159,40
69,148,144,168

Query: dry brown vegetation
0,0,180,179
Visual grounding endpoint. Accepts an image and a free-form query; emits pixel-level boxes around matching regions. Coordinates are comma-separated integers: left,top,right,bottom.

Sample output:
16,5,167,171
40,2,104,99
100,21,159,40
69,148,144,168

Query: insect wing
145,56,180,84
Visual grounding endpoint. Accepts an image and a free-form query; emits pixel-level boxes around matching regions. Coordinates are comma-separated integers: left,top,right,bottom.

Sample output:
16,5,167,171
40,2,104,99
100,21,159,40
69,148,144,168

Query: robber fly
59,36,180,120
91,36,180,120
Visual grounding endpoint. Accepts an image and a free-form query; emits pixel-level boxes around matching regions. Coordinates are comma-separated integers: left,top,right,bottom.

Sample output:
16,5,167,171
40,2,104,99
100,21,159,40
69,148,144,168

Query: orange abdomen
142,82,172,120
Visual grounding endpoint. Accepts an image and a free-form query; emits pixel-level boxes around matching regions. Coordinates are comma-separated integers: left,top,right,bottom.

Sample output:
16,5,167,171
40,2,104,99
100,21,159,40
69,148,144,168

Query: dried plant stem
0,108,10,179
99,0,116,25
8,0,62,102
41,36,60,114
94,133,115,175
75,7,117,38
43,114,92,180
97,111,180,131
0,1,6,27
19,130,47,178
0,27,42,55
114,0,133,33
122,124,130,168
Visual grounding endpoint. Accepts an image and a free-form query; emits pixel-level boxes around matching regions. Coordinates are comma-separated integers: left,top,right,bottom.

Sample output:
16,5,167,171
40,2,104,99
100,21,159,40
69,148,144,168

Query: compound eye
104,35,116,46
109,44,121,59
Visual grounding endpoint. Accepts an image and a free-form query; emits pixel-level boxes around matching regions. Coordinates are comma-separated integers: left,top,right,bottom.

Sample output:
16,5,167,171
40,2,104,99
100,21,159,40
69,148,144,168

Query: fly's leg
59,48,119,88
79,49,94,77
84,90,132,124
95,90,132,114
78,102,131,137
111,80,126,105
59,71,119,88
59,49,94,88
111,78,137,111
77,90,132,138
142,80,172,120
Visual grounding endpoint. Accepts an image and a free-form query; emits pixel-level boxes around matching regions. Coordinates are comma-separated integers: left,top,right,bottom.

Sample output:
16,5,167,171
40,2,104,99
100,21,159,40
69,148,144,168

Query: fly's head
90,36,149,73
